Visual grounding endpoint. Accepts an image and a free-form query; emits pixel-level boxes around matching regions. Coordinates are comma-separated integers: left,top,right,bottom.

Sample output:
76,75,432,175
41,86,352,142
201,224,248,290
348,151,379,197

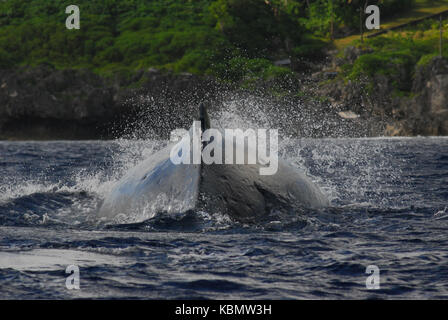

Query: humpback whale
99,104,329,223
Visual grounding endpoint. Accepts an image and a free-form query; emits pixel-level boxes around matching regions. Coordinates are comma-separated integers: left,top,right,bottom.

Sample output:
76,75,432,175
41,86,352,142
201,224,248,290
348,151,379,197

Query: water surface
1,137,447,299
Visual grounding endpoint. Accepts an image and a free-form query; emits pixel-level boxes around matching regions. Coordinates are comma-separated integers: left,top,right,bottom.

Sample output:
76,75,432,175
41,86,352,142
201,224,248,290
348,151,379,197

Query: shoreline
1,57,448,140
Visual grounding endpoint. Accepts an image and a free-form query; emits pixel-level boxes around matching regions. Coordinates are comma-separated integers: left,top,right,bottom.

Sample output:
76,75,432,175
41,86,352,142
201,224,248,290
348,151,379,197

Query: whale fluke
199,103,210,132
99,104,329,223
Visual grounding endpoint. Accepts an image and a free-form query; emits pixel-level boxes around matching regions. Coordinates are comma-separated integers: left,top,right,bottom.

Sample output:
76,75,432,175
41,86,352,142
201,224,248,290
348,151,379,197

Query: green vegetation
302,0,415,39
0,0,303,80
0,0,417,83
334,0,447,49
0,0,228,76
343,17,448,93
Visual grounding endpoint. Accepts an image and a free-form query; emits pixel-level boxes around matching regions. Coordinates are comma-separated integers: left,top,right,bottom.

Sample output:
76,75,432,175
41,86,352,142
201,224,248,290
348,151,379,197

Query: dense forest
0,0,421,83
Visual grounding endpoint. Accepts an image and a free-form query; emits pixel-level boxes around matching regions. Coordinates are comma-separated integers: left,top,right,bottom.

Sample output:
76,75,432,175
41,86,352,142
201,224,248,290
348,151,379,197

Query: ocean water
0,137,447,299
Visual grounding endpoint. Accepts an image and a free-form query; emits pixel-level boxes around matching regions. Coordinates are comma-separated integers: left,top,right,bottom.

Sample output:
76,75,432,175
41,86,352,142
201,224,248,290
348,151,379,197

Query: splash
0,93,415,230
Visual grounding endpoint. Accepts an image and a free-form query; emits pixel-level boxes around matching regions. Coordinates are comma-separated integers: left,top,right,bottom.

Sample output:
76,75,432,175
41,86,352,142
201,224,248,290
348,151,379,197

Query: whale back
198,137,329,222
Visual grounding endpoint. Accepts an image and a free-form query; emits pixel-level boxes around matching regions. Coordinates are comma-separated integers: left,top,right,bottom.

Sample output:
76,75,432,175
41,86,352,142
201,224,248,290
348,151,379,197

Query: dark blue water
0,137,447,299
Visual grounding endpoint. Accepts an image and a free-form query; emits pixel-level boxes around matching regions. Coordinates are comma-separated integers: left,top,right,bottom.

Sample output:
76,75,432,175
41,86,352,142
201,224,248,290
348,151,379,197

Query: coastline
1,56,447,140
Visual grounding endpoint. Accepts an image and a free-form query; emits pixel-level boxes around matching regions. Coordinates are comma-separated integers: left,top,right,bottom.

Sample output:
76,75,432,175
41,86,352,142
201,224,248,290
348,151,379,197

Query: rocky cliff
318,50,448,136
392,57,448,136
0,65,217,140
0,64,386,140
1,56,447,140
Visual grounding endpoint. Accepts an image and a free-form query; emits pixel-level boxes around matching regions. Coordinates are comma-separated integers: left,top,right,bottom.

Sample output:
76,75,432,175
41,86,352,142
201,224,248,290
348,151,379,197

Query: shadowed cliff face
0,64,388,140
382,58,448,136
318,53,448,137
405,58,448,135
0,65,217,140
0,66,114,139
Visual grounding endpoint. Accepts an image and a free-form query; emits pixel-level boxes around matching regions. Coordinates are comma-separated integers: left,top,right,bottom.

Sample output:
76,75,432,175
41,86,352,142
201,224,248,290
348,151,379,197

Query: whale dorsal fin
199,103,210,132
